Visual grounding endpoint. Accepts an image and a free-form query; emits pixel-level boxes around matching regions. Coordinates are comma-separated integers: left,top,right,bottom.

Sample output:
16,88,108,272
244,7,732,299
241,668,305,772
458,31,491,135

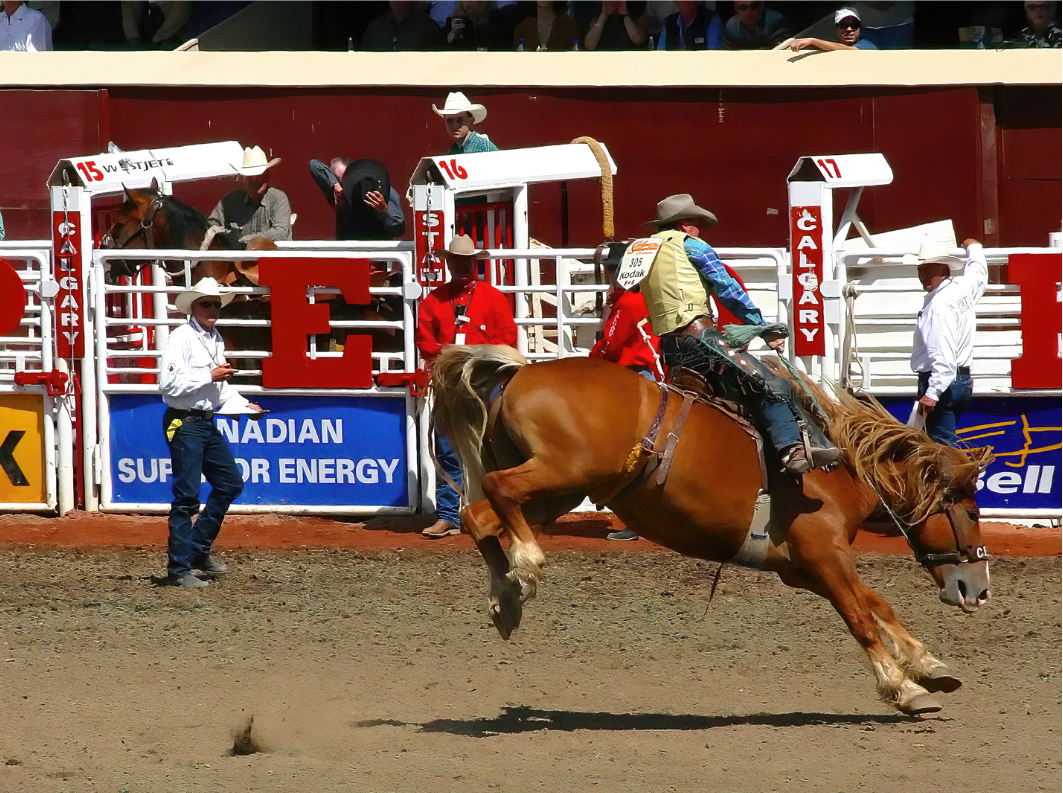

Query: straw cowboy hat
432,92,487,124
902,239,962,268
175,277,235,315
436,234,488,259
644,194,718,229
235,145,281,176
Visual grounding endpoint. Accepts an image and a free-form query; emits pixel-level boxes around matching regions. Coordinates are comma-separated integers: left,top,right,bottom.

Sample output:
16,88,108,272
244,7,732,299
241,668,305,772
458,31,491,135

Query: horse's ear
122,184,135,204
149,177,160,193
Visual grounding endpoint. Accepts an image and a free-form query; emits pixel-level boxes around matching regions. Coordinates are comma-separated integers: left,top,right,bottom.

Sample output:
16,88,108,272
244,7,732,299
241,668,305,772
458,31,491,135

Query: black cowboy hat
341,158,392,210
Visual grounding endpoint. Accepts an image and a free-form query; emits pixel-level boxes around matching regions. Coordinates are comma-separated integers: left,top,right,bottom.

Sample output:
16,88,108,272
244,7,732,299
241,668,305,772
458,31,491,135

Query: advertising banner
0,394,47,505
880,395,1062,513
789,205,826,356
107,394,409,508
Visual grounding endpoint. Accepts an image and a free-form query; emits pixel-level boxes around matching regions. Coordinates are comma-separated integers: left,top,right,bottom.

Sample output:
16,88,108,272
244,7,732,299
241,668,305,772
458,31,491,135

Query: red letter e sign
259,259,373,388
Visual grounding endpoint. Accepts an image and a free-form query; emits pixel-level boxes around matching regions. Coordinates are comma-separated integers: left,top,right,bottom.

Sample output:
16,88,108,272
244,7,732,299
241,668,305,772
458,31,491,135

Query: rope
571,136,613,239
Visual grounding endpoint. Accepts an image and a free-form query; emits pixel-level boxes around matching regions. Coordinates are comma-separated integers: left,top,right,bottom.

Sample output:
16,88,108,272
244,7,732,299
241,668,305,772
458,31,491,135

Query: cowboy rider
638,193,840,475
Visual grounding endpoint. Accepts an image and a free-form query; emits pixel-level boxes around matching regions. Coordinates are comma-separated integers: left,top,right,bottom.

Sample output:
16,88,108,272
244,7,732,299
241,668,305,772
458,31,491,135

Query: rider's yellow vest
641,229,711,336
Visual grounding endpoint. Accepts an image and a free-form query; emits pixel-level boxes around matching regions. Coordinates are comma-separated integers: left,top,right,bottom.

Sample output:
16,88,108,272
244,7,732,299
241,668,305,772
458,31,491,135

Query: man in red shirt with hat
416,235,517,538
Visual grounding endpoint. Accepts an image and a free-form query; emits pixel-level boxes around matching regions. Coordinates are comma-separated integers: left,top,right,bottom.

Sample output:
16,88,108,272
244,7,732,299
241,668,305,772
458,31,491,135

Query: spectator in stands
513,0,579,50
584,2,650,50
434,91,500,154
416,235,517,538
209,146,292,245
444,0,506,50
309,156,405,241
723,1,792,49
121,0,191,47
160,277,263,587
791,7,878,51
657,0,723,49
362,1,443,51
0,1,52,50
851,2,913,48
909,239,987,447
1012,1,1061,46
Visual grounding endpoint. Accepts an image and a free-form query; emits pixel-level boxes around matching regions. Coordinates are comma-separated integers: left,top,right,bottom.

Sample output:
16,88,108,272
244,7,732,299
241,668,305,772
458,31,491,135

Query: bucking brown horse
430,345,994,715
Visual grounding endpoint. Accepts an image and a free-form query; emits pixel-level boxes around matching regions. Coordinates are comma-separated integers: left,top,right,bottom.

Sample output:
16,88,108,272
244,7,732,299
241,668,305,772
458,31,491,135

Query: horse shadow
353,705,920,738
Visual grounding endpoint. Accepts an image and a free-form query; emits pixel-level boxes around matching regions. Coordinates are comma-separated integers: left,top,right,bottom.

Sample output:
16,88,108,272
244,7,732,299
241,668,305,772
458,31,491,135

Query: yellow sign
0,394,47,504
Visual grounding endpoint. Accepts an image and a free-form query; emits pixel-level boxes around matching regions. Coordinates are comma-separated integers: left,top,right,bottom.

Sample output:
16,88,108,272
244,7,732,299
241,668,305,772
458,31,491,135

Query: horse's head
907,445,995,614
100,186,167,251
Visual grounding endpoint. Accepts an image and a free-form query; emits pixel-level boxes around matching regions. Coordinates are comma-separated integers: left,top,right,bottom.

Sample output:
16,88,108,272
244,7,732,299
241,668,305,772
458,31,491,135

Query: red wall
2,85,1059,248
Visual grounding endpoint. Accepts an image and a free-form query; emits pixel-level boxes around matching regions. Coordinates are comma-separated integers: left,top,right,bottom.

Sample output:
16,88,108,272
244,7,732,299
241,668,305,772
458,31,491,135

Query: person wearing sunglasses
791,7,878,51
1011,1,1061,48
159,278,264,587
723,1,793,49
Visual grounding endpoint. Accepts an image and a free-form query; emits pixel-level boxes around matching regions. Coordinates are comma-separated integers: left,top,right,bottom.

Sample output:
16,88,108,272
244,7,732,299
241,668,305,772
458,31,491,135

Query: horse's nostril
979,589,990,603
956,579,967,601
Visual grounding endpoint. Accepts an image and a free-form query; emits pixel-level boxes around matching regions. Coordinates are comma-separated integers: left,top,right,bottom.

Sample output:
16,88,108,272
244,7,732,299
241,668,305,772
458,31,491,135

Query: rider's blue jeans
757,397,802,453
917,371,973,447
163,409,244,578
434,432,463,527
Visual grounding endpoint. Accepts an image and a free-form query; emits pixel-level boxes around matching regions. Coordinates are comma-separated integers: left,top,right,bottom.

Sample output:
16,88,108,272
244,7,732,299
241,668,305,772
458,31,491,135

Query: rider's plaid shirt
684,237,765,326
449,131,499,155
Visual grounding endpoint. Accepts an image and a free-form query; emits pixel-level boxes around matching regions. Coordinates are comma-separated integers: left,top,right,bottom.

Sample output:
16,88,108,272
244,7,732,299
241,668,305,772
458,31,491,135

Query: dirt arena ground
0,512,1059,793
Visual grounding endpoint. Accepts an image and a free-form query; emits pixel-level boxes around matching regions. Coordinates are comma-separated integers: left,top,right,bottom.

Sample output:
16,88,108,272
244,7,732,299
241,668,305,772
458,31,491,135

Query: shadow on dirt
354,706,917,738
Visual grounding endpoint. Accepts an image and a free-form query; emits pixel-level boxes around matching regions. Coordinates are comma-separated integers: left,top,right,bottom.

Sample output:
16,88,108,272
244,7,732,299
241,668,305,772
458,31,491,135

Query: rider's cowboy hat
175,277,235,315
644,194,718,229
235,145,281,177
432,92,487,124
436,234,488,260
902,240,962,268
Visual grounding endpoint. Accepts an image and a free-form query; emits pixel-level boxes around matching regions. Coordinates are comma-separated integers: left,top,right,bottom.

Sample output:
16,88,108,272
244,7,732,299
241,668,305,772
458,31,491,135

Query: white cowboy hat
644,194,718,229
436,234,488,260
175,277,235,315
235,145,281,176
432,92,487,124
902,239,962,267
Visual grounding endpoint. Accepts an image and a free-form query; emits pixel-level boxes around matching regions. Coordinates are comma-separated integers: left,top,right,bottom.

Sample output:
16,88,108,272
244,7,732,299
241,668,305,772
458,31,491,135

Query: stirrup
781,445,811,475
810,445,842,468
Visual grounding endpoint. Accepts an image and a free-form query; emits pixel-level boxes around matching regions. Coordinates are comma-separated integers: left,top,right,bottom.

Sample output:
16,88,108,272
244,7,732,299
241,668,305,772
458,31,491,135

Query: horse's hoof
900,693,942,715
920,667,962,694
489,604,513,640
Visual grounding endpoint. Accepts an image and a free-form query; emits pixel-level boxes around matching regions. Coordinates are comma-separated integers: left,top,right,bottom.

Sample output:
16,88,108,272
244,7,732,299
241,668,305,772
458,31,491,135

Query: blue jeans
434,431,463,527
757,397,802,452
163,409,244,577
917,371,973,447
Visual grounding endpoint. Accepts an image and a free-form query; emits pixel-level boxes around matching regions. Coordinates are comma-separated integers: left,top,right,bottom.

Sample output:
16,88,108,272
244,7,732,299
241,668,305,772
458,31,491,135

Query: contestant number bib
616,238,663,290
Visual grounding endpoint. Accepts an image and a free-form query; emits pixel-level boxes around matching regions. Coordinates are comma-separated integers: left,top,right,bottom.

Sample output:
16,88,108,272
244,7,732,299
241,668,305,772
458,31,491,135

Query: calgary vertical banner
789,205,826,356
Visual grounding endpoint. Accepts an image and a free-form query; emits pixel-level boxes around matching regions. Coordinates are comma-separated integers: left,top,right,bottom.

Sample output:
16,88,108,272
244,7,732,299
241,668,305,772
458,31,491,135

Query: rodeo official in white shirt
160,278,263,588
909,238,988,447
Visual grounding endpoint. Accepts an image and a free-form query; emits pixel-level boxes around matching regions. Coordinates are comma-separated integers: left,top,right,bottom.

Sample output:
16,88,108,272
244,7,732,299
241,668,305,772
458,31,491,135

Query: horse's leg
860,585,962,693
463,498,522,639
480,460,574,603
774,559,941,715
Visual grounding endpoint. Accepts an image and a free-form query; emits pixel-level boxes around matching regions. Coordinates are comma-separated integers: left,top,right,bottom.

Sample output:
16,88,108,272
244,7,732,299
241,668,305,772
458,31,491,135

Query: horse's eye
966,509,979,522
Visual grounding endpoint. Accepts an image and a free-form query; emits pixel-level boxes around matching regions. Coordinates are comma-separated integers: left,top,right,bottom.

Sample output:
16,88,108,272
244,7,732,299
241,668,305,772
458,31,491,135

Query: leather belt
168,408,214,419
677,315,716,338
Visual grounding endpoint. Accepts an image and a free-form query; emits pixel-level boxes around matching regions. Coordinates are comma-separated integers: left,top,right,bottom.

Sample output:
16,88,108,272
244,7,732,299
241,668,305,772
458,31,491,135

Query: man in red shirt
417,235,518,538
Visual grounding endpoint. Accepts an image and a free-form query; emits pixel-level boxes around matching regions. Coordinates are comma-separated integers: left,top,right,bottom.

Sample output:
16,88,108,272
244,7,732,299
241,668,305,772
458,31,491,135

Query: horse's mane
130,188,239,250
767,360,994,524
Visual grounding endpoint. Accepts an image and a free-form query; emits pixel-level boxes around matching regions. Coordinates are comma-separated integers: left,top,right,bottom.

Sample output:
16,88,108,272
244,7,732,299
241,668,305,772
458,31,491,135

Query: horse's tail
430,344,528,500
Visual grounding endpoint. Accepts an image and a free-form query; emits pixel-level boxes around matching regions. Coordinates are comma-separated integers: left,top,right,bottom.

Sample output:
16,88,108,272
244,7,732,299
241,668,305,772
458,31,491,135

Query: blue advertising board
107,394,409,508
879,395,1061,512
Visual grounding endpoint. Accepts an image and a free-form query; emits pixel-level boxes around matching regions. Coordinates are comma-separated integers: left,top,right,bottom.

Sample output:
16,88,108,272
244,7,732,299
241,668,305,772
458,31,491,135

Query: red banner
413,209,445,290
789,206,825,356
1008,252,1062,389
53,211,84,358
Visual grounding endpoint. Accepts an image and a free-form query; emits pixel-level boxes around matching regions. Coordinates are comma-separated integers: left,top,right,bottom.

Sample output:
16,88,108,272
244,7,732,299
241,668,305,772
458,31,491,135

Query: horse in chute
430,344,994,715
